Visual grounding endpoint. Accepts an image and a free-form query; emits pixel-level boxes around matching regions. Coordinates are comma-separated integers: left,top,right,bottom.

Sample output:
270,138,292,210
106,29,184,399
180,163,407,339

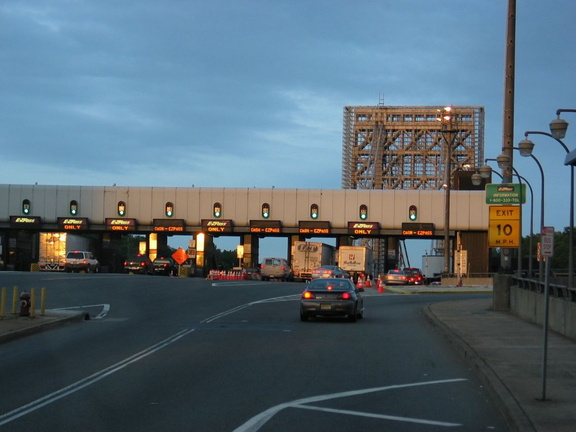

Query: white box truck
422,254,444,283
337,246,373,281
39,233,91,271
292,241,335,282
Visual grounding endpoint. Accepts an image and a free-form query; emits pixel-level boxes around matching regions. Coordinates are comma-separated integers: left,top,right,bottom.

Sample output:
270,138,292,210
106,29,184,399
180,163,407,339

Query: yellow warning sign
488,205,521,248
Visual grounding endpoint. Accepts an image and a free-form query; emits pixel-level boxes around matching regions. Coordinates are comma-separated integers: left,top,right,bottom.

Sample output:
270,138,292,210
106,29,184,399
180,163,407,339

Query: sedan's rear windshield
308,280,351,291
67,252,85,259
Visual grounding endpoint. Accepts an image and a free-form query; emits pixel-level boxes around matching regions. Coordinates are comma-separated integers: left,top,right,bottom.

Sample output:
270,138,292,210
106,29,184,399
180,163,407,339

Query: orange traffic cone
377,277,384,293
356,276,365,289
365,275,372,288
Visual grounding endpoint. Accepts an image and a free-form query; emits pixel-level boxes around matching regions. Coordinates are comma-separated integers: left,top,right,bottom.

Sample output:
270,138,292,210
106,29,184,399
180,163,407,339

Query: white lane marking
0,294,299,425
296,405,461,427
0,328,195,426
201,294,299,323
55,303,111,319
233,378,467,432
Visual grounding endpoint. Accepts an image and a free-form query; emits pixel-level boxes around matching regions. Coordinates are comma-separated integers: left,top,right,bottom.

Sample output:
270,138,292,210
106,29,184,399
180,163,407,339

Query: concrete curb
0,310,85,345
384,286,493,295
423,303,536,432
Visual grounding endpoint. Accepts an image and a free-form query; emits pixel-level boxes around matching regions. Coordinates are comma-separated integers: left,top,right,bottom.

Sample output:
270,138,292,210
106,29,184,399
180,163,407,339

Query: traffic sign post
541,226,554,258
488,205,521,248
540,226,554,401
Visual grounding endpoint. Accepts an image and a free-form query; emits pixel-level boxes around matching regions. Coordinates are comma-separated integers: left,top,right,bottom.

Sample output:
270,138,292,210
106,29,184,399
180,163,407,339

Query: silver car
260,257,293,281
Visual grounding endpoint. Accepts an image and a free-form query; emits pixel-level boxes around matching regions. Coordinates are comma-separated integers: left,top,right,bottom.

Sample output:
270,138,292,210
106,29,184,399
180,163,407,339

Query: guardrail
513,276,576,302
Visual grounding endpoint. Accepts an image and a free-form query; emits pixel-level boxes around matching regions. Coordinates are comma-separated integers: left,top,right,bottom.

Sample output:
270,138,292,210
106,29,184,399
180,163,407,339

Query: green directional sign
485,183,526,204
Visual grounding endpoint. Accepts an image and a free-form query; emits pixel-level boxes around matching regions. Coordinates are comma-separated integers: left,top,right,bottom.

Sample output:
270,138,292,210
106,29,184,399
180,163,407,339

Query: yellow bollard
40,287,47,316
11,286,18,315
30,288,36,318
1,287,6,318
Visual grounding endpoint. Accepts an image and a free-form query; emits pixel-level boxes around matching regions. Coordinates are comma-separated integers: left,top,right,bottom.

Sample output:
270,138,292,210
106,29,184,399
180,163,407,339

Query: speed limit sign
488,206,521,248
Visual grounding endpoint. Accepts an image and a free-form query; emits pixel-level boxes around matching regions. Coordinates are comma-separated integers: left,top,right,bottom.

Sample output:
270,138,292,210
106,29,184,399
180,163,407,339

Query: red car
403,268,425,285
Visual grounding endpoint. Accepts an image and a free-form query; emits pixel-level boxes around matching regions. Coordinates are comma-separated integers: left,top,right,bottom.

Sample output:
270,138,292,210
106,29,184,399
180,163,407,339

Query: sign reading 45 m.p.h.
488,205,521,248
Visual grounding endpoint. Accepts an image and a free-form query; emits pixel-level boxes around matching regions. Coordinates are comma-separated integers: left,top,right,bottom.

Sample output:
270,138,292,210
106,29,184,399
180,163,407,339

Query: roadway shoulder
0,310,85,345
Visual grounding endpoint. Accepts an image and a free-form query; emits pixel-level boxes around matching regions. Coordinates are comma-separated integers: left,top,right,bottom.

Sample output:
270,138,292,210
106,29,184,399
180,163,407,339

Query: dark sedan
123,254,153,274
152,257,178,276
403,267,425,285
300,278,364,322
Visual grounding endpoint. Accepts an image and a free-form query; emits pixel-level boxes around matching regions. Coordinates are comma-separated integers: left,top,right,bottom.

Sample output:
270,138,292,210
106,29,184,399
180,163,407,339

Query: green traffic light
409,205,417,221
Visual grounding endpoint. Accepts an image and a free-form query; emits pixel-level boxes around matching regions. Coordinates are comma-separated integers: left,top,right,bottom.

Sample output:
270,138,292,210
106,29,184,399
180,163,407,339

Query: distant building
342,105,485,190
341,104,486,274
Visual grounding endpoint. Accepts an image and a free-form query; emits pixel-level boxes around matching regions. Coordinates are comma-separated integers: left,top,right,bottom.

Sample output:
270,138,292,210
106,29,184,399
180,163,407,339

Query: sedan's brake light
302,291,315,299
340,292,352,300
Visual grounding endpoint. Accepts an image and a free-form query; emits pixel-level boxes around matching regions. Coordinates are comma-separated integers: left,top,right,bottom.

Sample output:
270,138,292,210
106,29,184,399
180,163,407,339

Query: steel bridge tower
341,105,485,275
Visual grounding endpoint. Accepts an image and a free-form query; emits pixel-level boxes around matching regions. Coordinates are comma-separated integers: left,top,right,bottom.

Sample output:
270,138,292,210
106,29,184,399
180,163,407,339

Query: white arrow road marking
233,378,467,431
55,303,111,319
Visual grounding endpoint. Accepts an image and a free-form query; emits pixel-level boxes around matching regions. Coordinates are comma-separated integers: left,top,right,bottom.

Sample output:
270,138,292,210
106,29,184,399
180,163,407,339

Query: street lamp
439,106,457,275
520,130,574,288
502,150,546,281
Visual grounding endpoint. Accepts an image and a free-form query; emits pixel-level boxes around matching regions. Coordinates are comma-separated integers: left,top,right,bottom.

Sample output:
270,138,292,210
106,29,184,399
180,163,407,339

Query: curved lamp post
520,131,574,288
550,108,576,288
498,150,545,281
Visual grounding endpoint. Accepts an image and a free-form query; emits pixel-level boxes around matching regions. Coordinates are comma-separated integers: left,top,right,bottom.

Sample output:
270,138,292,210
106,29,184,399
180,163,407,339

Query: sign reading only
485,183,526,204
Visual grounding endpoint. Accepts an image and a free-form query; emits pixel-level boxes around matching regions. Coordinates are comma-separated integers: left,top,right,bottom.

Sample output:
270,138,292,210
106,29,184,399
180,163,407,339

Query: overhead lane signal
262,203,270,219
70,200,78,215
22,199,31,215
213,202,222,218
310,204,319,219
117,201,126,216
409,205,417,221
165,202,174,217
359,204,368,220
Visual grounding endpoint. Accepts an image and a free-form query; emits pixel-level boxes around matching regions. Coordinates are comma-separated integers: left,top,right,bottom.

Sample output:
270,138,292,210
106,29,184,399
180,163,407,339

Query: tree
213,248,238,270
520,226,573,270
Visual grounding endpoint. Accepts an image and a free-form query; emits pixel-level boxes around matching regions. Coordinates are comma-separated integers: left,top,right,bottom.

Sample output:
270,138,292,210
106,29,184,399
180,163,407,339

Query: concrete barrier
510,284,576,340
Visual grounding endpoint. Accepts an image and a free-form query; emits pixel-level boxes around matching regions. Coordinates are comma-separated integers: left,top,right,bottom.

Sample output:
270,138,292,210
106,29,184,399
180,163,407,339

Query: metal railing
513,276,576,302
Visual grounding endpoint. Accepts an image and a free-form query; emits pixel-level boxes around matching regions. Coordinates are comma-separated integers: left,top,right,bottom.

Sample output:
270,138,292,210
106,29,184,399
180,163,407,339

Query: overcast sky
2,1,575,260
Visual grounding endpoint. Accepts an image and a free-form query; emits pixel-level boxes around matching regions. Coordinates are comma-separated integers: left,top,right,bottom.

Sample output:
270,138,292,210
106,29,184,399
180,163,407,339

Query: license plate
320,304,331,311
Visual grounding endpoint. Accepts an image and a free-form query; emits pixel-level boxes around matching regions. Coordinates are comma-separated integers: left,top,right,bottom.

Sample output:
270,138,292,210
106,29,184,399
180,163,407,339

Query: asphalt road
0,273,509,431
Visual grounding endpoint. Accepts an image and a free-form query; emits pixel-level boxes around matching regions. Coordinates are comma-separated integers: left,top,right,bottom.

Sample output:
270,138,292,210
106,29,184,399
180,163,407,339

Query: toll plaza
0,184,490,275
